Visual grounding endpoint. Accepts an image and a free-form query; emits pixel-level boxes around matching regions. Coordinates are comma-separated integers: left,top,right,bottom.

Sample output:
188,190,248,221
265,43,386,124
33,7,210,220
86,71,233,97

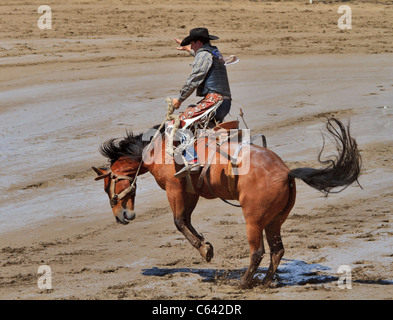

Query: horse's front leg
168,191,214,262
174,217,214,262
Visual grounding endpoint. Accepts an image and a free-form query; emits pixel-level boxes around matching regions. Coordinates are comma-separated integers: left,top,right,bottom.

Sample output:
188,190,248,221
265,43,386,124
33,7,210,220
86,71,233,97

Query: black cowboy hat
180,27,219,46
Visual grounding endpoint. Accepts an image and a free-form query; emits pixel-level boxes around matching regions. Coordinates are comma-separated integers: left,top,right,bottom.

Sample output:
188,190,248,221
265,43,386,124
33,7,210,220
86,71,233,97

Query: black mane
100,124,163,164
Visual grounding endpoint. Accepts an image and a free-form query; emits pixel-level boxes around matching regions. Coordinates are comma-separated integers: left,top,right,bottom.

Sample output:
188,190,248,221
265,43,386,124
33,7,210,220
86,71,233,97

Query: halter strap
96,162,143,208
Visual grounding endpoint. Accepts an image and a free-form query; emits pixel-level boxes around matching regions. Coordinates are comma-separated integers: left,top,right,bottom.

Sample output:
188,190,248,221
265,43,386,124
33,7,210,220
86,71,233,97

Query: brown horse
93,118,361,288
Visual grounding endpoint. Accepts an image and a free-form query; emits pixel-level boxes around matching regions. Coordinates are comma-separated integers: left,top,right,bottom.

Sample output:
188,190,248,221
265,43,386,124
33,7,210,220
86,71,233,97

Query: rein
96,99,177,208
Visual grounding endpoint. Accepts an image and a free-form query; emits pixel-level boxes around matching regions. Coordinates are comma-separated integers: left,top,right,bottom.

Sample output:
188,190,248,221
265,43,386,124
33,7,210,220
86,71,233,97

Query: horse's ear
92,166,110,181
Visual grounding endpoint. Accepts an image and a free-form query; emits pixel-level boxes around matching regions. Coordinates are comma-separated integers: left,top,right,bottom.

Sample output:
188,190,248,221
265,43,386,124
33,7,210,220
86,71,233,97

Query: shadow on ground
142,258,393,287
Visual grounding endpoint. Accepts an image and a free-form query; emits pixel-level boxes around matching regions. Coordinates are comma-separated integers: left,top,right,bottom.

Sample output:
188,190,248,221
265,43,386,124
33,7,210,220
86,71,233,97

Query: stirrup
174,163,201,179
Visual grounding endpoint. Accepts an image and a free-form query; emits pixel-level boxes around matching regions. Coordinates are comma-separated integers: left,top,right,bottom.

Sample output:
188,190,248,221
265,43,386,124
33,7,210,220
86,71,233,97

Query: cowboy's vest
196,44,231,98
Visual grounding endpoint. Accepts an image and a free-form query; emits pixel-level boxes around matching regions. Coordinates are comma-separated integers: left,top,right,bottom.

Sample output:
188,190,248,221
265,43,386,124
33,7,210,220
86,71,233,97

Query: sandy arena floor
0,0,392,300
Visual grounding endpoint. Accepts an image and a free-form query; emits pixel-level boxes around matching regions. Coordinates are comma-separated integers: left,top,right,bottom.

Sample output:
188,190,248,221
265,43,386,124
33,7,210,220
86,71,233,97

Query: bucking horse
93,116,361,288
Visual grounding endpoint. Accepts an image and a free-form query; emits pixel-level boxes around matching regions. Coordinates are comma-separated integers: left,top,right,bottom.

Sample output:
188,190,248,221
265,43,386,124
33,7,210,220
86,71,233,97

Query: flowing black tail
289,117,362,196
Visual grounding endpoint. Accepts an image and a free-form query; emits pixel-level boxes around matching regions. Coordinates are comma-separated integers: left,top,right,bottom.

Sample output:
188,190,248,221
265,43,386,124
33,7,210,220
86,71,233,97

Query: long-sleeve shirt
178,49,213,103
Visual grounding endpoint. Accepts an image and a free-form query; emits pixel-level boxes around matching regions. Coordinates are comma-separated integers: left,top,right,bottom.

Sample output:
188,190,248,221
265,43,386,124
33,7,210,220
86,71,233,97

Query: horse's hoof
239,274,254,289
205,242,214,262
261,277,273,289
239,280,251,290
199,242,214,262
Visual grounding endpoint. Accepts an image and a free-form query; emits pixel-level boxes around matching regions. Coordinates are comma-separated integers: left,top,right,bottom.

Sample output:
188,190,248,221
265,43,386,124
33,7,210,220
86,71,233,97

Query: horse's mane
100,124,163,164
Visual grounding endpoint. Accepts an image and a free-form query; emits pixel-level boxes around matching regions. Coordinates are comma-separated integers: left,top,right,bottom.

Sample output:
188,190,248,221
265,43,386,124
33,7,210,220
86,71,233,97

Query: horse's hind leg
262,180,295,287
262,221,284,288
240,221,265,289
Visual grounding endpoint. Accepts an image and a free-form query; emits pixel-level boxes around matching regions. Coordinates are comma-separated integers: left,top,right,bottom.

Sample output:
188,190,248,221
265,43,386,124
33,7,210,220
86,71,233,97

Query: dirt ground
1,0,392,300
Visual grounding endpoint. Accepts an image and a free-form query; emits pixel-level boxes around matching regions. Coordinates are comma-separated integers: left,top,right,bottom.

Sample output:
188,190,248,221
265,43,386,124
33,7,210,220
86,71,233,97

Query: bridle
95,161,142,208
95,100,172,209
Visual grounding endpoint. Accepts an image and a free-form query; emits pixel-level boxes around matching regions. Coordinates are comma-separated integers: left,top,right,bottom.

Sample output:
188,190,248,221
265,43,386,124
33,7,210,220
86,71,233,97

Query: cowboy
172,27,232,179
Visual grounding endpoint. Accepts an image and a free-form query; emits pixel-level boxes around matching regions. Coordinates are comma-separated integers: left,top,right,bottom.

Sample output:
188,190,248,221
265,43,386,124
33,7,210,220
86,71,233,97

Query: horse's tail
288,117,362,196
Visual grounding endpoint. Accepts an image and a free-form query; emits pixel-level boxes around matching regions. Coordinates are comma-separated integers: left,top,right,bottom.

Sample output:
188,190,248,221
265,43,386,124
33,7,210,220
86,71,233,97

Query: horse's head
94,127,161,224
92,158,139,225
